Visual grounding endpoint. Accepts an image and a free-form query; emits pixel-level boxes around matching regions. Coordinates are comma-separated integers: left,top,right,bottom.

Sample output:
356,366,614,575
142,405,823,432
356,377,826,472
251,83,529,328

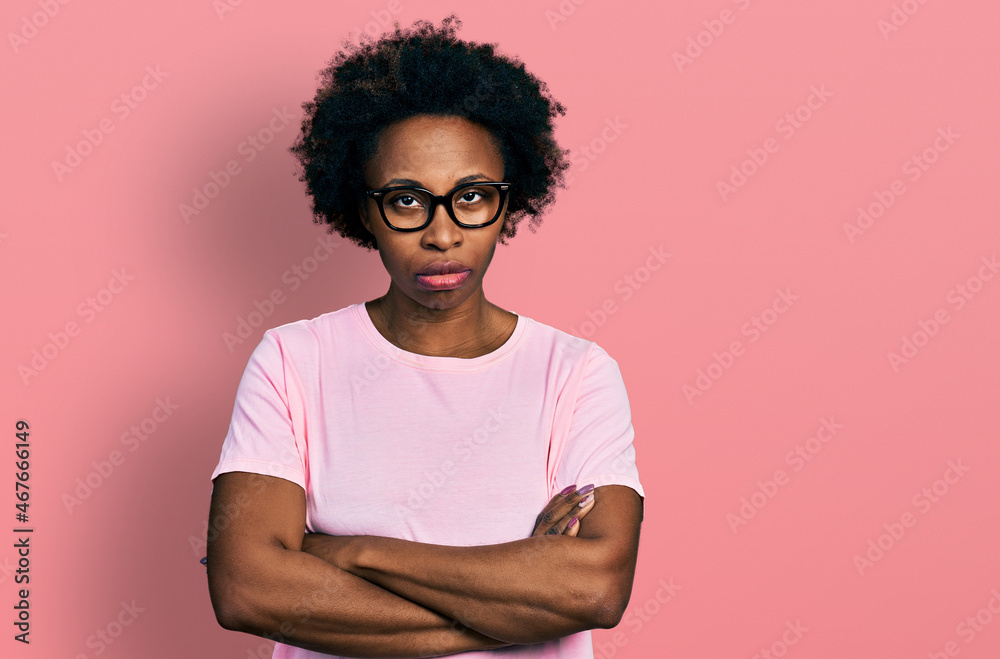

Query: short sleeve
211,330,307,489
554,344,645,501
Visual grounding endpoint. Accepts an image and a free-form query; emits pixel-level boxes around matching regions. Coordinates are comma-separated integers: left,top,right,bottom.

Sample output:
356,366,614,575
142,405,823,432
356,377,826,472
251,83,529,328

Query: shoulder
261,304,356,347
518,317,632,405
248,304,358,368
516,313,618,373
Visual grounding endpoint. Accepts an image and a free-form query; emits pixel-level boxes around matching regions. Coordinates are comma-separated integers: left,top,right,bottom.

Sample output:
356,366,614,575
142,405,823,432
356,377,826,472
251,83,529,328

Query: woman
206,15,645,658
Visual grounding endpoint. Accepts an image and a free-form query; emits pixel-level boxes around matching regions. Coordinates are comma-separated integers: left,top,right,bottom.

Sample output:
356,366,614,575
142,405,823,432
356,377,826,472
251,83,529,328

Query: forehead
365,114,503,183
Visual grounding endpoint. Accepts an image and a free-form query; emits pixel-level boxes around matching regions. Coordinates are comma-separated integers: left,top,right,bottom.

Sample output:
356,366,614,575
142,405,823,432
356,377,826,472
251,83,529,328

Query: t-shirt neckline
351,302,529,371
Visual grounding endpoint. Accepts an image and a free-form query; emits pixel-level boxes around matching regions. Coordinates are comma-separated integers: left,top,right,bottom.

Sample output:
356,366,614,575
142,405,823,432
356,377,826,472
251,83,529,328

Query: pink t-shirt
211,302,644,658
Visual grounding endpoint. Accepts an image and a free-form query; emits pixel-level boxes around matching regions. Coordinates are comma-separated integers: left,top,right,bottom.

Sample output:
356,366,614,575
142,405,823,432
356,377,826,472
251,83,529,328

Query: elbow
591,596,627,630
588,570,632,630
214,604,246,633
208,570,265,634
560,545,636,632
209,582,253,632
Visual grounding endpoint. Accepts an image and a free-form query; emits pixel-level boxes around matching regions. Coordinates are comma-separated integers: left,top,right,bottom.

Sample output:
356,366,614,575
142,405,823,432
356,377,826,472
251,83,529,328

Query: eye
390,194,423,208
458,190,484,203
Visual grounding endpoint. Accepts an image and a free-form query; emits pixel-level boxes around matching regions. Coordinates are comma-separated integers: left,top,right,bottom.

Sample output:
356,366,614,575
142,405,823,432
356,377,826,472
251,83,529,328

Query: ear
358,197,374,235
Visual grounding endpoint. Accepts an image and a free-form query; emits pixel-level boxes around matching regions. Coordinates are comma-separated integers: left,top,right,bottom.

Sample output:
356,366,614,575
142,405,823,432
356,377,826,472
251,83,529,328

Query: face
359,114,508,312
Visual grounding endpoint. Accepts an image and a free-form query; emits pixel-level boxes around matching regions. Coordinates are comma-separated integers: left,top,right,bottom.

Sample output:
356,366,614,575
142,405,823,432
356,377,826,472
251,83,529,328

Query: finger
541,491,597,537
532,484,595,536
550,504,587,536
531,485,578,535
544,513,576,535
554,486,595,522
561,492,597,535
535,485,577,521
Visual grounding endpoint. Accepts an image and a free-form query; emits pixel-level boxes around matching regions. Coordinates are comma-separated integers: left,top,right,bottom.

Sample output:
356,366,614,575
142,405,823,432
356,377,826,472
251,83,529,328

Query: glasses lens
452,184,501,227
381,189,433,230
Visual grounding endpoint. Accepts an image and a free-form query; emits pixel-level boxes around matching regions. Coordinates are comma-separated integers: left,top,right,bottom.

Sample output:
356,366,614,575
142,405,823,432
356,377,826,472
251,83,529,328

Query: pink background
3,0,999,657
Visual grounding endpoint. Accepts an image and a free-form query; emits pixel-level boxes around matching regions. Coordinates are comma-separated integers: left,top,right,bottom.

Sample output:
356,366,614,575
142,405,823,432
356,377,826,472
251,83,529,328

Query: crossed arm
207,471,643,657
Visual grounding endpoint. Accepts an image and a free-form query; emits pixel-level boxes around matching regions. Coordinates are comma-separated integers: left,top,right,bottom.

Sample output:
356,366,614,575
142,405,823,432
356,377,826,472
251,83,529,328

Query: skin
207,114,644,657
358,113,517,359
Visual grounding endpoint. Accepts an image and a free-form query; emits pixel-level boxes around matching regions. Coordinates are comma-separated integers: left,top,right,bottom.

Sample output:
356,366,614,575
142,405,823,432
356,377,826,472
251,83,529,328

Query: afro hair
288,14,570,251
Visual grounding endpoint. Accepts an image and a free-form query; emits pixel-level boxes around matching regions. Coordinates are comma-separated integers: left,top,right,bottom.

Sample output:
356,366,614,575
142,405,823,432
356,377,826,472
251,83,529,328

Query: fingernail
200,556,207,565
577,484,595,496
567,516,578,529
559,484,577,495
578,494,594,507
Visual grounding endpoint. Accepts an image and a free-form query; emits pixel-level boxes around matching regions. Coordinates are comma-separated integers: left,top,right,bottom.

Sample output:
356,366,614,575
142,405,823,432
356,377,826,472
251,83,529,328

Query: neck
367,284,511,358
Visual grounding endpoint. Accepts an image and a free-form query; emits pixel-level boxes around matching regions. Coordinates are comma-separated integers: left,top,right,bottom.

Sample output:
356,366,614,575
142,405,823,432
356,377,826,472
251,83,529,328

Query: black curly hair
288,14,570,251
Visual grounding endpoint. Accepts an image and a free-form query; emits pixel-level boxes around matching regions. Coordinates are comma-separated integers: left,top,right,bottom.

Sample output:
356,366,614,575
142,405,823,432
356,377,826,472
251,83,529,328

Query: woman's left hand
530,484,596,537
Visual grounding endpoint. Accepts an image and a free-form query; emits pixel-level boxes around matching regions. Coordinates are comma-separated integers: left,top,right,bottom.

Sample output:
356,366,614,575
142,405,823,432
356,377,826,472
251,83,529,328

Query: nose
420,200,462,249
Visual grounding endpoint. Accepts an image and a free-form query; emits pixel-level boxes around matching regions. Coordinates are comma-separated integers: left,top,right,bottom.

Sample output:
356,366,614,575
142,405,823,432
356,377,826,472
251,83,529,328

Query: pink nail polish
578,494,594,507
567,516,578,529
559,484,576,496
577,484,595,496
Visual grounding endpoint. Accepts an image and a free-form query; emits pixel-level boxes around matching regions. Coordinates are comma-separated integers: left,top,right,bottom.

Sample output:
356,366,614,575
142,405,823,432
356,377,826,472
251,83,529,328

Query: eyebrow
381,173,492,188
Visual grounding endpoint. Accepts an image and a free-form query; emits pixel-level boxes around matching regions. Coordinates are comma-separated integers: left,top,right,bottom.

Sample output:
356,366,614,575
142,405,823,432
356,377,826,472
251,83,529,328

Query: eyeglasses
365,181,512,232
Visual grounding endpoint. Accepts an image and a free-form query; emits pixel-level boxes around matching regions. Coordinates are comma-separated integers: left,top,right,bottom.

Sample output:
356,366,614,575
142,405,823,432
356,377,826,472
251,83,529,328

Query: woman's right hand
530,484,597,537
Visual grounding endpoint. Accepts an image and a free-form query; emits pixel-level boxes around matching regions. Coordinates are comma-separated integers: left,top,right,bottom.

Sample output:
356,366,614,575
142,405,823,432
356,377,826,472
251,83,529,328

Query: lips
418,261,471,276
416,271,470,290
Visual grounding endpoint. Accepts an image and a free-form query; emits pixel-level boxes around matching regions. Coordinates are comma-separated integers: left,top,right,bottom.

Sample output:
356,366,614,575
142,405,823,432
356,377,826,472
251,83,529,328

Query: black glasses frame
365,181,512,232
